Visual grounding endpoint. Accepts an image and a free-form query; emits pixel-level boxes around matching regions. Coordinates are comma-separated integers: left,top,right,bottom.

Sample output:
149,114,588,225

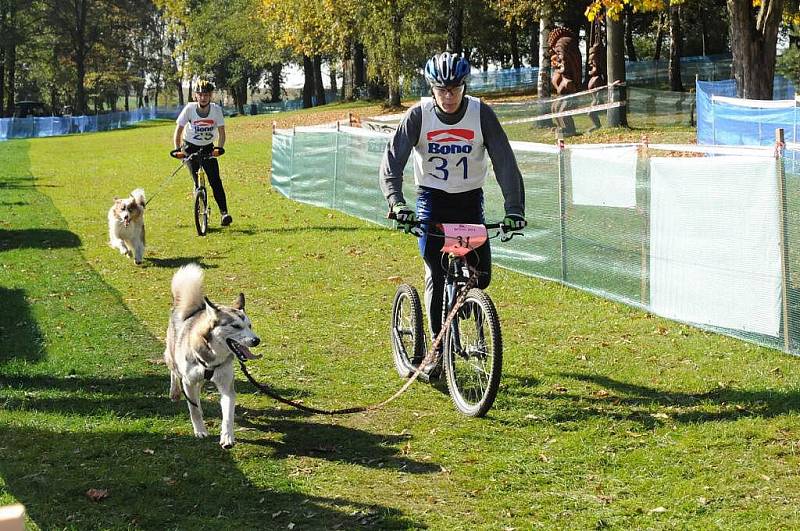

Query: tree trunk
73,0,88,116
536,17,553,127
6,42,15,116
124,85,129,112
0,45,5,118
625,6,637,61
389,7,402,106
727,0,782,99
329,63,337,94
0,5,5,118
447,0,464,54
669,4,683,91
510,26,521,69
3,2,14,117
606,13,628,127
353,41,365,89
529,23,539,67
654,13,664,61
302,54,314,108
537,17,550,98
176,79,184,106
269,63,282,102
313,54,326,106
342,43,354,100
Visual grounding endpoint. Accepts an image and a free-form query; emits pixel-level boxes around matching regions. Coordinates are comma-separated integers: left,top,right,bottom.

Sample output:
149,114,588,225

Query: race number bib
441,223,488,257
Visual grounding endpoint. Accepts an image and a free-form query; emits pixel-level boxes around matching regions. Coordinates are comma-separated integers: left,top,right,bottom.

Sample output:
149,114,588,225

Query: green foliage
776,47,800,87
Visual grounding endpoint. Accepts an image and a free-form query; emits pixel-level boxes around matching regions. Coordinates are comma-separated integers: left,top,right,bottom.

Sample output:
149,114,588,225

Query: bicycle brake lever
500,231,524,242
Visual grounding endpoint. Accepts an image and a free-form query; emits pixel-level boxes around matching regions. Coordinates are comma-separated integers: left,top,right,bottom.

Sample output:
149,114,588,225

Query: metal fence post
639,135,651,306
332,121,340,210
557,138,568,282
776,128,792,352
289,126,296,200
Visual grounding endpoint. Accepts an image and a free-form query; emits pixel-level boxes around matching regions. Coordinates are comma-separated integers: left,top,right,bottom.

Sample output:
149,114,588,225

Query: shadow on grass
0,425,424,530
146,256,218,269
545,372,800,427
0,228,81,251
0,142,429,528
0,180,60,189
0,288,45,363
237,413,440,474
1,373,438,473
228,225,388,236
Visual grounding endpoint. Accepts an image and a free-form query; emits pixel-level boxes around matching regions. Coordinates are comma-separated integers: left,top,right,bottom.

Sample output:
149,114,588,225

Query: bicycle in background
170,150,215,236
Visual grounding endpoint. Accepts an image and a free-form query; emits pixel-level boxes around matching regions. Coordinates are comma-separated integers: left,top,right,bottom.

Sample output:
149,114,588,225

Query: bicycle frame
181,151,216,236
388,217,521,416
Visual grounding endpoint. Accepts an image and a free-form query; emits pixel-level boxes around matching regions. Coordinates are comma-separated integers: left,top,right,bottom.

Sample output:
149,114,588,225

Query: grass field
2,102,800,530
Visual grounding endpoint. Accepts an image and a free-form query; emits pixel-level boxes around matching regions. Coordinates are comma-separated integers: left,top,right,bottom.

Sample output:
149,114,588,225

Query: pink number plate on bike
441,223,488,257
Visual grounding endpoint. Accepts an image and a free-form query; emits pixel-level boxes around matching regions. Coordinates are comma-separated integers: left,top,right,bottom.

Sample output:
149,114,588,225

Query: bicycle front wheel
443,288,502,417
194,187,208,236
390,284,424,378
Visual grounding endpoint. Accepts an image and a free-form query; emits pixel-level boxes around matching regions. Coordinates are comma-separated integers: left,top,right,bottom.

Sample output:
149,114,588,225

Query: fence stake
332,121,340,209
776,128,792,352
289,126,296,200
557,138,568,282
639,135,651,306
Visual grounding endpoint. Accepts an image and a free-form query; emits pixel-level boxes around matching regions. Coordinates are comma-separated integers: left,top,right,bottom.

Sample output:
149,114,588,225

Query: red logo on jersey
194,119,214,126
427,128,475,143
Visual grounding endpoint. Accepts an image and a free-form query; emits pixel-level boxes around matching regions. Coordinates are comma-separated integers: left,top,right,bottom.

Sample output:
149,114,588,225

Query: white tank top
412,95,488,193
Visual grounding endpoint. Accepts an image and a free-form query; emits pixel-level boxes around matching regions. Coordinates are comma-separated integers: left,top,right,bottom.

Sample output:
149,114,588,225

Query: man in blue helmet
379,51,526,376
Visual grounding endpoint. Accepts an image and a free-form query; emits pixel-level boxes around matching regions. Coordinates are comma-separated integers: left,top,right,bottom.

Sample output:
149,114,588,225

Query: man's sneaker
418,346,442,380
221,213,233,226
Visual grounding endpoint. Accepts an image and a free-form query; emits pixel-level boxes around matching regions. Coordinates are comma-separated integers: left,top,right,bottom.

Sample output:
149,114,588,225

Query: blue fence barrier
696,77,798,145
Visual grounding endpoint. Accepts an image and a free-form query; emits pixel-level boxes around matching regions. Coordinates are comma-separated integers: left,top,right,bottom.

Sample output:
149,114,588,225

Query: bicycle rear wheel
390,284,425,378
443,288,502,417
194,186,208,236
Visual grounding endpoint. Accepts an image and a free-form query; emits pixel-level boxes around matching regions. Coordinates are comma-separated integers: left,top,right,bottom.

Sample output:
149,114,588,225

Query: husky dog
164,264,261,448
108,188,146,265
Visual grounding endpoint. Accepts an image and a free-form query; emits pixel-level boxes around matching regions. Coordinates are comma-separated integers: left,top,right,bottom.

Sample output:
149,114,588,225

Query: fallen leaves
85,488,108,502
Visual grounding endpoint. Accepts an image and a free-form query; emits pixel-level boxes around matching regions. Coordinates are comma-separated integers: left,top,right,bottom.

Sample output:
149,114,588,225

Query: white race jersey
411,95,489,193
176,102,225,146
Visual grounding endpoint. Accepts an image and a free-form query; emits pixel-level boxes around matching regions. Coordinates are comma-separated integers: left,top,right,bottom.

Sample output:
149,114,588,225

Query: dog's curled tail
171,263,204,319
130,188,146,208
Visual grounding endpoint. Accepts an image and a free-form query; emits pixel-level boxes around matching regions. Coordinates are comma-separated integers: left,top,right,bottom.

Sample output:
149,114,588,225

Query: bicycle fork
443,260,469,358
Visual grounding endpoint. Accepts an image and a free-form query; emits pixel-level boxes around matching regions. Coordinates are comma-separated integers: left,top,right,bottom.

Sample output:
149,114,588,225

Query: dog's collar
194,355,223,380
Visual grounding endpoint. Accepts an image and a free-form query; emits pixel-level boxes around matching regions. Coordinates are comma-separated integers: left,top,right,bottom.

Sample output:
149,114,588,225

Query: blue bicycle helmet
424,52,470,88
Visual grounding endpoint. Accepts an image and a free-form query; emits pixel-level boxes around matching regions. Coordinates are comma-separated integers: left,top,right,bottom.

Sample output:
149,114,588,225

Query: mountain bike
389,218,521,417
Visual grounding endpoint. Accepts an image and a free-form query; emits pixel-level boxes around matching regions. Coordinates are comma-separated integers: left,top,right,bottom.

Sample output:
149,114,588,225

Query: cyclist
171,79,232,226
379,52,526,375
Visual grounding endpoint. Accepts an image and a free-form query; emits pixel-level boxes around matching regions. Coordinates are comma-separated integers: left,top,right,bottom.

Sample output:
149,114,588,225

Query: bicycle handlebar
170,150,220,162
386,212,522,241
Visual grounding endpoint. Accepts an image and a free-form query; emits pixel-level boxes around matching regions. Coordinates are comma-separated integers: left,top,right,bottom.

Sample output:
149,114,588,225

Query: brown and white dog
164,264,261,448
108,189,146,265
